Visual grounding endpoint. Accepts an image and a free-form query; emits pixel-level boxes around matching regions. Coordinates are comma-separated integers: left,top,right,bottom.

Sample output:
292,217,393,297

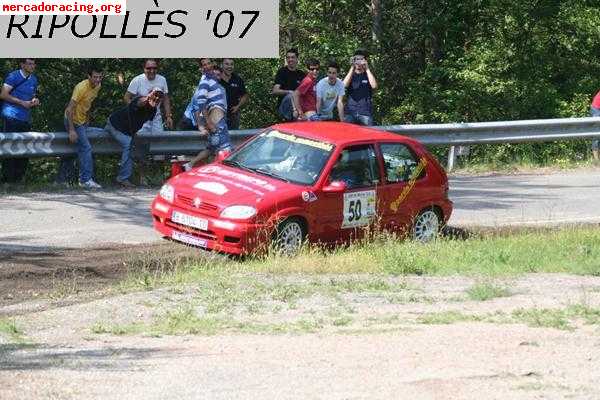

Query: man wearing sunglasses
124,59,172,131
293,59,320,121
124,59,173,185
106,88,164,188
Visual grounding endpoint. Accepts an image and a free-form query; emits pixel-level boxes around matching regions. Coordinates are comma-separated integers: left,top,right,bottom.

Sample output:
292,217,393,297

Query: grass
451,158,598,175
86,225,600,337
121,226,600,293
466,282,512,301
415,304,600,331
0,318,26,343
418,311,483,325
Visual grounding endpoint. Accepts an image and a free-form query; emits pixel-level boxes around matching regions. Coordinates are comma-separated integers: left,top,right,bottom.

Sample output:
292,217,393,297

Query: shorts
207,117,231,154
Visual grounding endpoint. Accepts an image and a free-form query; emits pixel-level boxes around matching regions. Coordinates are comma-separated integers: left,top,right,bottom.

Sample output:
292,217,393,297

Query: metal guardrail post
447,146,456,171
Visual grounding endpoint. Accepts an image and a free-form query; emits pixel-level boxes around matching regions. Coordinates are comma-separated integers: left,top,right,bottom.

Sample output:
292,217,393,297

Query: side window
330,145,380,189
380,143,425,183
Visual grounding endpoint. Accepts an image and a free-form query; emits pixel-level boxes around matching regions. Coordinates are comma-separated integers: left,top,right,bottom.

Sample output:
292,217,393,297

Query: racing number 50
348,200,362,222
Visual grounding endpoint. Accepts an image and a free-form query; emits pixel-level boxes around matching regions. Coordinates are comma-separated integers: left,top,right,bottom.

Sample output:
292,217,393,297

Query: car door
315,144,384,243
378,142,429,235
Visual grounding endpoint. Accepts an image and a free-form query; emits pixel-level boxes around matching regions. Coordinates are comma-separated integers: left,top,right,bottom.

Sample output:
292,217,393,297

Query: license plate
172,211,208,230
172,231,208,248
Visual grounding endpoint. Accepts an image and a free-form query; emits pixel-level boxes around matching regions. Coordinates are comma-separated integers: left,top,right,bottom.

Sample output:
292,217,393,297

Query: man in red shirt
293,59,320,120
590,91,600,162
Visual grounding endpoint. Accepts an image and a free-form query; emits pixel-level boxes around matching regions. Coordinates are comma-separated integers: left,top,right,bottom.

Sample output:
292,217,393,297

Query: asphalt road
0,169,599,252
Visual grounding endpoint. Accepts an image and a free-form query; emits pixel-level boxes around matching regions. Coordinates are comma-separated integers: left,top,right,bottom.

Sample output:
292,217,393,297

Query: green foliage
3,1,600,183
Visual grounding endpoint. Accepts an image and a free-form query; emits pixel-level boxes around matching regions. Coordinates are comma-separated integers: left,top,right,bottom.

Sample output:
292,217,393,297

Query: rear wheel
273,218,306,255
412,209,441,242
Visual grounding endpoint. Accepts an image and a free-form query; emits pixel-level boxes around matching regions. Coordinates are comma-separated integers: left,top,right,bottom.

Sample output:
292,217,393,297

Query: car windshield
224,130,334,185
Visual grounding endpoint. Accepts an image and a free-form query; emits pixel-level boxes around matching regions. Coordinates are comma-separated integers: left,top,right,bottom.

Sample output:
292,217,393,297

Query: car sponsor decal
389,157,428,212
342,190,376,229
193,181,228,195
267,130,333,151
301,191,318,202
195,166,276,192
198,174,265,196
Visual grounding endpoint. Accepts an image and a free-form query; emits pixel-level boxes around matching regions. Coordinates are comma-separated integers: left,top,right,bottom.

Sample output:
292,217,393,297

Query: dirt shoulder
0,242,202,310
1,273,600,400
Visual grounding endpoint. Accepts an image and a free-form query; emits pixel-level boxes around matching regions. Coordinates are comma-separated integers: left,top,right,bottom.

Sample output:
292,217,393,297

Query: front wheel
273,218,306,255
412,209,440,242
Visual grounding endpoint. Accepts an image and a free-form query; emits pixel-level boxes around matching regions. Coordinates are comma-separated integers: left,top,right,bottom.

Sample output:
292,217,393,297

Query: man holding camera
105,88,164,187
0,58,39,184
343,49,378,126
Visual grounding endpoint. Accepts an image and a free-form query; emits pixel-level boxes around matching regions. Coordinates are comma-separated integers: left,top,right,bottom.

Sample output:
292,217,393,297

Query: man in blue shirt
182,65,230,170
0,59,40,183
343,49,378,126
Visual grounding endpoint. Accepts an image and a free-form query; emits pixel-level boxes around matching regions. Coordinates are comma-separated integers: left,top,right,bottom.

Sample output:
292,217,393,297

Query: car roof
271,122,414,147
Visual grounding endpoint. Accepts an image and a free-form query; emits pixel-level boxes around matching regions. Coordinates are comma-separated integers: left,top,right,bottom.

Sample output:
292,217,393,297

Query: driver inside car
329,151,361,188
292,150,328,180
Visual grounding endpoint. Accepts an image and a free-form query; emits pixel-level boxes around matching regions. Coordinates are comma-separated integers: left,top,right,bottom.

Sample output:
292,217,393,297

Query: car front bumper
151,198,269,255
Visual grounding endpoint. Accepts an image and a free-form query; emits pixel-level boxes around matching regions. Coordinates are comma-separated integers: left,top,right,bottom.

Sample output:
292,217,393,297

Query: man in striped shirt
183,64,231,170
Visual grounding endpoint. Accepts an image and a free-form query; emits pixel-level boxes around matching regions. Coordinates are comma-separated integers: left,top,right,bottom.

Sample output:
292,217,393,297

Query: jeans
278,92,296,121
308,113,334,122
591,106,600,152
57,120,94,183
1,117,30,183
140,113,164,133
344,113,373,126
105,120,133,182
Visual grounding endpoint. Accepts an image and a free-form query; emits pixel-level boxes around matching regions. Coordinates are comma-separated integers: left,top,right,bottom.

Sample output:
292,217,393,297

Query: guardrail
1,118,600,170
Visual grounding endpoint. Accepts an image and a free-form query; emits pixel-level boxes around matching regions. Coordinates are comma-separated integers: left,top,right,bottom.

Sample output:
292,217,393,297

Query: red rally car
151,122,453,255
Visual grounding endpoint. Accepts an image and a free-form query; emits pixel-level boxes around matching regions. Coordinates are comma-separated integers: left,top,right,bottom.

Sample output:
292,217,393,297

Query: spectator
272,48,306,121
125,59,172,185
293,59,320,120
177,58,214,130
124,59,172,131
591,90,600,162
105,88,164,188
56,65,104,189
0,58,39,184
343,49,378,126
315,61,345,121
183,65,230,170
220,58,249,130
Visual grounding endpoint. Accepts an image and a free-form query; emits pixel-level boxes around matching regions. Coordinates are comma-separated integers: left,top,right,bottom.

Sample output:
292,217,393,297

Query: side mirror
216,149,231,162
322,180,347,193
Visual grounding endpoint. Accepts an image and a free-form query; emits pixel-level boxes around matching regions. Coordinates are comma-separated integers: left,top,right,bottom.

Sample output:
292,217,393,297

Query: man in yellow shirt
57,66,103,188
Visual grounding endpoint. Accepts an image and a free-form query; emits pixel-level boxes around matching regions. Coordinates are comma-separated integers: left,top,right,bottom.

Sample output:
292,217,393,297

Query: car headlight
159,184,174,203
220,205,257,220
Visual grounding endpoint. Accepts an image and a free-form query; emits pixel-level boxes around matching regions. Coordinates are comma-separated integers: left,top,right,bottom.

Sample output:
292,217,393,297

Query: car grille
176,194,219,214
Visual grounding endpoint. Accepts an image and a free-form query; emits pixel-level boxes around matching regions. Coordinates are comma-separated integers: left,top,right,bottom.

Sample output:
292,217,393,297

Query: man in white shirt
123,59,173,185
124,59,173,131
315,61,345,121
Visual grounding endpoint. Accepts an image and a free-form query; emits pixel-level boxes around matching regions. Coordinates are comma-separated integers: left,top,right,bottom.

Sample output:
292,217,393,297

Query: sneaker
117,179,136,188
183,162,193,172
79,180,102,189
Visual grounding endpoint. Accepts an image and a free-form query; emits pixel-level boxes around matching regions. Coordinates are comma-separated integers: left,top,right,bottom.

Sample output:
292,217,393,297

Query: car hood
170,164,299,208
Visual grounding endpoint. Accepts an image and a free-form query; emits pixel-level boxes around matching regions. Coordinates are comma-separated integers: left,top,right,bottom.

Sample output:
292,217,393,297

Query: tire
412,209,441,242
273,218,307,255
